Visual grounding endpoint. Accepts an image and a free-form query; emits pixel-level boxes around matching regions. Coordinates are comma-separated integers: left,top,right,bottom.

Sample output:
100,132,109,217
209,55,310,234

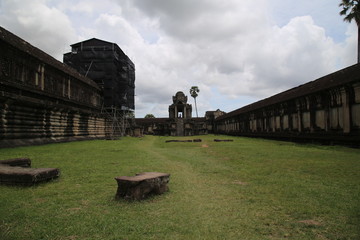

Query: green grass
0,135,359,240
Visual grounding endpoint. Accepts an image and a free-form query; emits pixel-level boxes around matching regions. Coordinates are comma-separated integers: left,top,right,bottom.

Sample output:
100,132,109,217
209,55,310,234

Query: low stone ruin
166,139,192,143
0,158,60,185
0,158,31,167
115,172,170,200
165,139,202,143
214,139,234,142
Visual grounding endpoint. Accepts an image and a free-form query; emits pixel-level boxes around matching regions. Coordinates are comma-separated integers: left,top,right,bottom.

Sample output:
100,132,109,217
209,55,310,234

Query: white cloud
0,0,357,118
0,0,77,60
241,16,343,96
340,23,358,66
126,0,357,111
132,0,269,43
93,13,144,47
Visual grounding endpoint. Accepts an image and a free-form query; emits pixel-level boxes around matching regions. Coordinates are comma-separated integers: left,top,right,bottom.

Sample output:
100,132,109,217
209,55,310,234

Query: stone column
40,65,45,91
296,101,302,133
324,107,329,132
307,97,315,133
341,87,351,133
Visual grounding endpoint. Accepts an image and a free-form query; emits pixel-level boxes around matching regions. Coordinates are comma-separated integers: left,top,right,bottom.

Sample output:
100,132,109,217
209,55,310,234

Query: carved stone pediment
173,91,188,104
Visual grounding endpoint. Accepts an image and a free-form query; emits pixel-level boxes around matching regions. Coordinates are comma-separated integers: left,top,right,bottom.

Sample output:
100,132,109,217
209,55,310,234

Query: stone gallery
1,26,360,146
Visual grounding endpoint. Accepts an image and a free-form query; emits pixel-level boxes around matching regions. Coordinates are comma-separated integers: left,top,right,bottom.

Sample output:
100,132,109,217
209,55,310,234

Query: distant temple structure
135,91,225,136
169,91,192,119
168,91,193,136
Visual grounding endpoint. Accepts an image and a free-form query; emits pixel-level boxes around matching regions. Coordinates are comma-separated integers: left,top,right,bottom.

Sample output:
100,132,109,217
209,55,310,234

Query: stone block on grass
115,172,170,200
0,158,31,167
165,139,202,143
214,139,234,142
0,165,60,185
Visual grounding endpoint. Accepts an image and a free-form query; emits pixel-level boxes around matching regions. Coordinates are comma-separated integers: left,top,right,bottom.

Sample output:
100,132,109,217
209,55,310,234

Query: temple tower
168,91,193,136
169,91,192,119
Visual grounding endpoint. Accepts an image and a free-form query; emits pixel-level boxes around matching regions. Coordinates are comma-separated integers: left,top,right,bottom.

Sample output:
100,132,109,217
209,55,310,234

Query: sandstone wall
0,102,107,147
215,64,360,145
0,26,109,147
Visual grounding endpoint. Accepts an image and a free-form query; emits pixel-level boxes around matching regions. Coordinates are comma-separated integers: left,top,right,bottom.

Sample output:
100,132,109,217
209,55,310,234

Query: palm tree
189,86,200,118
339,0,360,63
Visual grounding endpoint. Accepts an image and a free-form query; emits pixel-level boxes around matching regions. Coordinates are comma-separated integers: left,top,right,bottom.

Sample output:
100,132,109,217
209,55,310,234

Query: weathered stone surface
0,26,109,148
165,139,202,143
165,139,193,143
214,65,360,146
115,172,170,200
0,165,60,185
0,158,31,167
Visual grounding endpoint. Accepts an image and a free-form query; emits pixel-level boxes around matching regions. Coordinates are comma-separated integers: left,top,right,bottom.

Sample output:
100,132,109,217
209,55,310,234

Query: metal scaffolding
101,106,131,139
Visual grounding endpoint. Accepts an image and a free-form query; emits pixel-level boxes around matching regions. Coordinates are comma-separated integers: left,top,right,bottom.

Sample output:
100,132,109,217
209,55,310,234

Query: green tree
126,111,135,119
144,113,155,118
339,0,360,62
189,86,200,118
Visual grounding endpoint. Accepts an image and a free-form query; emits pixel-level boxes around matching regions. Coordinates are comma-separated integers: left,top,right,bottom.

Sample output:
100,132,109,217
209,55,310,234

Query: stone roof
0,26,99,90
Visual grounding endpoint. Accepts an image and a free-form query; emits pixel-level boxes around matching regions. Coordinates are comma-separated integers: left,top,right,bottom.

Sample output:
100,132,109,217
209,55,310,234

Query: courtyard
0,135,359,239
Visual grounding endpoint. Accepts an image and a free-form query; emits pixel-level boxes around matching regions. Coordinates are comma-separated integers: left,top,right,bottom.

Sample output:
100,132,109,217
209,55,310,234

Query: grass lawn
0,135,359,240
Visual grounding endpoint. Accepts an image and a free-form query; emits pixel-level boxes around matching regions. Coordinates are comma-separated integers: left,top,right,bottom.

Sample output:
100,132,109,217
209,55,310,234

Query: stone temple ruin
168,91,206,136
1,26,360,146
135,91,225,136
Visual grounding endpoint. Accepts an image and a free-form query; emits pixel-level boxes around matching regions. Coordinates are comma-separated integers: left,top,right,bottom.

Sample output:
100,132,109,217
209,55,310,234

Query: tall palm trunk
357,25,360,63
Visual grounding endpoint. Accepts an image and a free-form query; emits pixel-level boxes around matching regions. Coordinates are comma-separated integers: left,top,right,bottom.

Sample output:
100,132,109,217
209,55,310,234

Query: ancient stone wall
215,64,360,145
0,27,108,147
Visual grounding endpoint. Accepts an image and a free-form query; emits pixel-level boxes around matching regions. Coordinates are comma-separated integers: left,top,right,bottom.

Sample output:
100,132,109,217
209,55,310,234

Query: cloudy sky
0,0,357,118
